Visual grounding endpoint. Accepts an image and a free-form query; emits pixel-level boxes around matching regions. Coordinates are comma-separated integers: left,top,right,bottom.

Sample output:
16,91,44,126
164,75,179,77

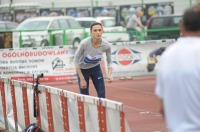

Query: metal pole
9,0,13,11
96,0,99,7
91,0,93,17
141,0,144,5
52,2,55,9
189,0,192,7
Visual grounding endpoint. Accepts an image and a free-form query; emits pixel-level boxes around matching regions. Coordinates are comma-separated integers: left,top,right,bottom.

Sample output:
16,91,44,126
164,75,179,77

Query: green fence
10,27,87,48
0,27,180,49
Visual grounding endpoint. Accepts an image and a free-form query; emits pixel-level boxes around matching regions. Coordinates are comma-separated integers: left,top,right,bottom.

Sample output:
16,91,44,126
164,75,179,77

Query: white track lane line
106,84,155,95
124,106,161,116
106,83,161,116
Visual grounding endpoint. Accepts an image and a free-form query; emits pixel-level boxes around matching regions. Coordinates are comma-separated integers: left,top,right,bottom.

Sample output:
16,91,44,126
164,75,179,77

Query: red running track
42,76,167,132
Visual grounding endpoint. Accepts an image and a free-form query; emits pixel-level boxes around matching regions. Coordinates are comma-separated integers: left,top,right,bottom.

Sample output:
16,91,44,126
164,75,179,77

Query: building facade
0,0,198,23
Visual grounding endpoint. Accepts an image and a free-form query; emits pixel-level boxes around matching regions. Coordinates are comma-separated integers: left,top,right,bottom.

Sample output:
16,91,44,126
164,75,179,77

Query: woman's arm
105,45,113,83
107,66,113,83
76,68,87,88
74,43,87,88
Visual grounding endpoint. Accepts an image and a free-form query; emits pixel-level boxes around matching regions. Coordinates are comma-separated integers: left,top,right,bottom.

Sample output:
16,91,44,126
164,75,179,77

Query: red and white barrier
0,77,130,132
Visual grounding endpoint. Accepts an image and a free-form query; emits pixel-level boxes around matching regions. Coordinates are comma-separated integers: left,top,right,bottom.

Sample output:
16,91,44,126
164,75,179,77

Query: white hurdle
0,77,130,132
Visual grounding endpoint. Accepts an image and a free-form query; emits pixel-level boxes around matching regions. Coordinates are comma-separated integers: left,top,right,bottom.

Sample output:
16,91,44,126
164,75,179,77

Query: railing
0,27,180,49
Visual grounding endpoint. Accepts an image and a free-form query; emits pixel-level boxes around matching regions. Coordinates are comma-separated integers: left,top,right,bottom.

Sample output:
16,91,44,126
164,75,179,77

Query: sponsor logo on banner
112,48,142,66
52,57,65,70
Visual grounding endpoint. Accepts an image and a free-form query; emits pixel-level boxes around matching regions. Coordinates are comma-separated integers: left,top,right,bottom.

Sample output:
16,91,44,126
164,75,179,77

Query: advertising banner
0,46,77,82
145,2,174,25
1,40,176,82
15,10,38,23
40,8,65,16
0,12,13,21
120,2,174,26
105,40,175,78
93,7,117,17
120,4,144,26
66,8,90,17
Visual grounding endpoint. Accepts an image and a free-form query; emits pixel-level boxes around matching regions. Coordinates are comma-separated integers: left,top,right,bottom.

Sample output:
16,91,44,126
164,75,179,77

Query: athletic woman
74,22,113,98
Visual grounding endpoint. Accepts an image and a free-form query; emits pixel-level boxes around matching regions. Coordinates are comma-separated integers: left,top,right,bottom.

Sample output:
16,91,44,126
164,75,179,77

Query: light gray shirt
126,14,137,30
74,37,112,69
